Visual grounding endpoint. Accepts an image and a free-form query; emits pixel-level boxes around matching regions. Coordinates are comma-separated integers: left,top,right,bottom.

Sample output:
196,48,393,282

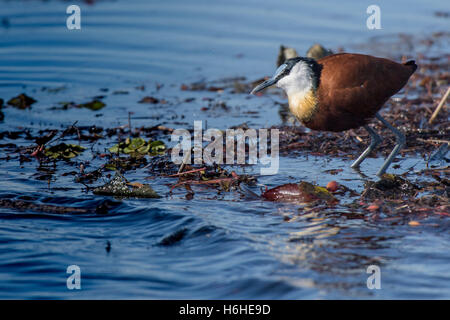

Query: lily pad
109,138,165,157
44,143,86,160
124,137,147,154
79,100,106,111
149,140,166,154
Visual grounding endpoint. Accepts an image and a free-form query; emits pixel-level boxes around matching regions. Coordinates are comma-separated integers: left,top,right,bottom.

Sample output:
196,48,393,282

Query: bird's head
250,57,321,97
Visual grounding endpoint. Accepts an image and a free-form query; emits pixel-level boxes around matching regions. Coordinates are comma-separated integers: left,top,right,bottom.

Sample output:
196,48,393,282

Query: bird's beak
250,77,277,95
251,63,288,95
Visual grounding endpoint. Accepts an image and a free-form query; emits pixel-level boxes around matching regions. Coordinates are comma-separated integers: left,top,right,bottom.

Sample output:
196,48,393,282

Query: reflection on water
0,0,449,299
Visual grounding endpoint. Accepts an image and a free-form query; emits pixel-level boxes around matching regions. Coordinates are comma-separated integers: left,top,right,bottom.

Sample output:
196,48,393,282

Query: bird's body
251,52,417,176
289,53,416,132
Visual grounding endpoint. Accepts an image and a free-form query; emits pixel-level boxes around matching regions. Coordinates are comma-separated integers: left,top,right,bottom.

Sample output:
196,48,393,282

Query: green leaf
67,144,86,152
137,144,150,154
150,140,166,152
44,143,85,160
109,145,119,153
104,163,117,171
108,137,164,157
79,100,106,111
7,94,37,109
65,151,77,159
128,137,146,150
123,147,133,154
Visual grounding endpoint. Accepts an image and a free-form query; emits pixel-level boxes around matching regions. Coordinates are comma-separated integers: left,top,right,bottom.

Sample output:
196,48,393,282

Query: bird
251,53,417,176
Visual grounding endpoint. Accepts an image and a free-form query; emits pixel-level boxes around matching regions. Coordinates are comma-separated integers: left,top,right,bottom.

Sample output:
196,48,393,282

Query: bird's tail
404,60,417,73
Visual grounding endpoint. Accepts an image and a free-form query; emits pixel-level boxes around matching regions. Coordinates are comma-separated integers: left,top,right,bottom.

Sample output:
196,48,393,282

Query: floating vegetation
169,166,242,193
361,173,419,200
138,96,163,104
93,172,160,198
44,143,86,160
7,93,37,109
78,99,106,111
262,181,338,204
54,99,106,111
109,137,166,157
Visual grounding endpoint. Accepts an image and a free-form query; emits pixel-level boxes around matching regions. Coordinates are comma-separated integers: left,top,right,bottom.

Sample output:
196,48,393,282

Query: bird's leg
351,125,382,169
375,112,406,176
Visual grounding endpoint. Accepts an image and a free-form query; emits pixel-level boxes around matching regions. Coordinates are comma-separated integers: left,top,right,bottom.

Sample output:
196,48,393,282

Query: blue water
0,0,449,299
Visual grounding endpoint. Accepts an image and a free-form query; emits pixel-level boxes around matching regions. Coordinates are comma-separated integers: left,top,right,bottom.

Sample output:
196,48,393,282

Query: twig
429,87,450,124
46,121,79,146
417,138,450,145
170,175,238,192
168,167,206,177
156,125,174,132
178,152,190,174
170,171,239,192
279,142,306,150
354,135,364,143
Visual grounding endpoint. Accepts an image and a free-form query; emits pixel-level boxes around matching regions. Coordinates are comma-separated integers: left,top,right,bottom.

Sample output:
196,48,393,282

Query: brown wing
310,53,415,131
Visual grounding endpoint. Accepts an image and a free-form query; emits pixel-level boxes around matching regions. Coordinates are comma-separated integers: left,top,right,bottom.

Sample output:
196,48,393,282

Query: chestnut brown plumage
251,53,417,176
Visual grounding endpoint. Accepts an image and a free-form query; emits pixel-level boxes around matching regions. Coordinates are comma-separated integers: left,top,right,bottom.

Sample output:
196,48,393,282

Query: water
0,0,449,299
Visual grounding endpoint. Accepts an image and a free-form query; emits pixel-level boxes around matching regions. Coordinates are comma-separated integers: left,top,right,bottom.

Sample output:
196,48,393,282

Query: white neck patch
276,61,314,98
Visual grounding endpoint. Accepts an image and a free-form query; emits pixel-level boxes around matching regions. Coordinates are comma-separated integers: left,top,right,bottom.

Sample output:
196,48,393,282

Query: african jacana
251,53,417,176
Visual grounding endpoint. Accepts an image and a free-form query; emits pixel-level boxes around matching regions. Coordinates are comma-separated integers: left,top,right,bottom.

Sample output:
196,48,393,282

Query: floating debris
44,143,86,160
326,180,339,192
35,130,58,146
78,99,106,111
262,181,338,204
93,171,160,198
180,83,224,92
109,137,166,157
53,99,106,111
75,167,103,184
112,90,129,95
361,174,419,200
7,93,37,109
170,169,241,192
429,87,449,124
138,96,160,104
367,203,380,211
